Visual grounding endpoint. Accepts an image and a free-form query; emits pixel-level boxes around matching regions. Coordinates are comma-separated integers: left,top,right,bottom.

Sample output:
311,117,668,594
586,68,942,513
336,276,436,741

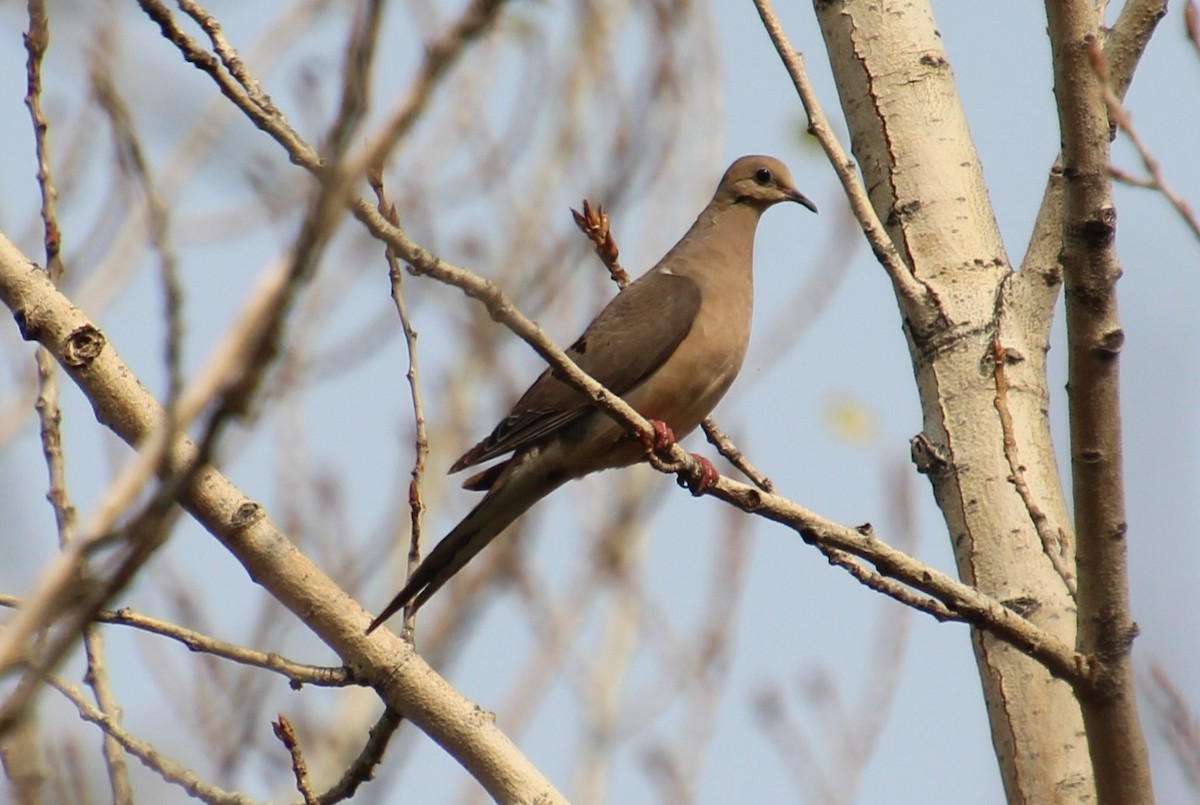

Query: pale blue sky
1,2,1197,803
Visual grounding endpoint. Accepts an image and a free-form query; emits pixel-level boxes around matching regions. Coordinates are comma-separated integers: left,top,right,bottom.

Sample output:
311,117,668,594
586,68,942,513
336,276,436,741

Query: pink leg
643,419,676,452
682,453,720,495
644,420,718,494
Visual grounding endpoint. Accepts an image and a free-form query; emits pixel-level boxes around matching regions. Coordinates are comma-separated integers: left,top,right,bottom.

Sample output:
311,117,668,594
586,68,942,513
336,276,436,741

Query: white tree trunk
814,2,1093,800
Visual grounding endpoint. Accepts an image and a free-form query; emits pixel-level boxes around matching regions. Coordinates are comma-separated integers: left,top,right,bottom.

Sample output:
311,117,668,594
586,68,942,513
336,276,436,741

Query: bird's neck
672,200,762,270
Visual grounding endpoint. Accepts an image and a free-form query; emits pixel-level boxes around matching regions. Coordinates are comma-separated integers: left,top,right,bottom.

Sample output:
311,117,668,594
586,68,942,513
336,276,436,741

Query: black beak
788,188,818,214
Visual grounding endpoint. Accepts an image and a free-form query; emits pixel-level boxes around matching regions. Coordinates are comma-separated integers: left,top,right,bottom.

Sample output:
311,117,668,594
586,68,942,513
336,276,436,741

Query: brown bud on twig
571,199,630,289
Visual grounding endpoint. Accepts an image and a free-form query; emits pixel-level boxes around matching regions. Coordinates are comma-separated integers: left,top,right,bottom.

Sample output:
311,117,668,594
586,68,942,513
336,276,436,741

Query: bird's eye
754,167,773,185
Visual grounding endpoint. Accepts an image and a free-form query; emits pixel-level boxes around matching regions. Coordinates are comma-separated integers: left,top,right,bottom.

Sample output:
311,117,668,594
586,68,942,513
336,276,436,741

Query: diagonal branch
341,208,1089,686
0,229,565,804
751,0,933,328
47,676,254,805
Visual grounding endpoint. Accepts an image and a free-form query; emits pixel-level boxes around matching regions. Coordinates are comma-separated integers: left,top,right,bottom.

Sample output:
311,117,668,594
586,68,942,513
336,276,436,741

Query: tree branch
751,0,933,329
1015,0,1168,318
0,233,566,804
339,208,1088,684
1044,2,1154,802
47,676,254,805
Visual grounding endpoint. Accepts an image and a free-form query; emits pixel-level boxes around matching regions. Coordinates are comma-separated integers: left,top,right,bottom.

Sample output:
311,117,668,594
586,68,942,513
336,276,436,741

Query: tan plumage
367,156,816,633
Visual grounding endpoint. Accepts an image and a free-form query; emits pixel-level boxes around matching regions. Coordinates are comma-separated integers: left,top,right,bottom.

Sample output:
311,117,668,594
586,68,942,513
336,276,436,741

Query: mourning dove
367,155,816,632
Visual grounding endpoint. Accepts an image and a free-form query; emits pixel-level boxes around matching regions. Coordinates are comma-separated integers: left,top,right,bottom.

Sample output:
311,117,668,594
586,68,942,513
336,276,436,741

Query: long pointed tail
366,461,566,633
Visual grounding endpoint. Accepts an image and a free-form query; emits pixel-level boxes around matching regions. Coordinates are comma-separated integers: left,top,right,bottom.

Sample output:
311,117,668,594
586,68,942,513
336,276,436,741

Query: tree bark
813,2,1093,801
1045,0,1155,801
0,233,569,805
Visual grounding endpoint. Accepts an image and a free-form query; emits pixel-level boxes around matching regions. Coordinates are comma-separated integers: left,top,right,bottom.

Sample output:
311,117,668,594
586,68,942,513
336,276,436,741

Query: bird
367,155,816,633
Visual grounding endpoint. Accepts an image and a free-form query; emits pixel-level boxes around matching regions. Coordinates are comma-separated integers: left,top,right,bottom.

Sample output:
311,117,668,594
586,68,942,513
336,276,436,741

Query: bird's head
718,155,818,214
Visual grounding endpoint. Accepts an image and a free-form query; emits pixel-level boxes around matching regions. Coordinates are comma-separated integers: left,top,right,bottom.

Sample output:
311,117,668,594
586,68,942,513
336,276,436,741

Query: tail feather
461,459,509,492
366,461,566,633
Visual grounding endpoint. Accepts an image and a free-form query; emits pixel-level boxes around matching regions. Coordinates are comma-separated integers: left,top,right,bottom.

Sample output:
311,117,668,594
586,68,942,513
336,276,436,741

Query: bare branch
344,186,1089,687
1091,47,1200,242
0,228,566,805
370,168,430,639
315,708,402,804
0,598,356,687
47,677,255,805
751,0,933,328
1045,2,1152,801
991,337,1077,597
273,715,318,805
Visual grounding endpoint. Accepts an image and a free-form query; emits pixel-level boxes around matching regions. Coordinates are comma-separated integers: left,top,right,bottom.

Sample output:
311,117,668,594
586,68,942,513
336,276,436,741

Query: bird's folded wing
450,270,702,472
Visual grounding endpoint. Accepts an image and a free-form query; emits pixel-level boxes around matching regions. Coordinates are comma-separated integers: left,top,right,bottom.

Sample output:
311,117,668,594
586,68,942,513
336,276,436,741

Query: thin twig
990,337,1077,597
570,199,630,288
339,0,511,184
315,708,403,804
1145,662,1200,793
177,0,275,112
27,7,133,802
1108,166,1157,189
816,539,957,622
324,0,385,161
25,0,74,547
1187,1,1200,57
700,421,775,493
751,0,932,326
17,598,358,687
89,32,185,406
641,503,753,800
1090,43,1200,242
136,0,322,172
370,167,430,638
46,676,255,805
273,715,318,805
751,684,837,802
23,0,61,281
81,627,134,805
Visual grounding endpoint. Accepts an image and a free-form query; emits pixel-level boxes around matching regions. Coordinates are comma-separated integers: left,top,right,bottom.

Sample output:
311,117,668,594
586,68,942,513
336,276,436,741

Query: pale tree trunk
800,0,1160,802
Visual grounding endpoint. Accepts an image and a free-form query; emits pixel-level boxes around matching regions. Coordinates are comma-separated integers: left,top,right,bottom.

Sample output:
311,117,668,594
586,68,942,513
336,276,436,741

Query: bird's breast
623,294,751,438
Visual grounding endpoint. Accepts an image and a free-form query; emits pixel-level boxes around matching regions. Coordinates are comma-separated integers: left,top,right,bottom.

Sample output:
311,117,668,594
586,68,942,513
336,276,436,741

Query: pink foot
680,453,719,495
643,419,676,452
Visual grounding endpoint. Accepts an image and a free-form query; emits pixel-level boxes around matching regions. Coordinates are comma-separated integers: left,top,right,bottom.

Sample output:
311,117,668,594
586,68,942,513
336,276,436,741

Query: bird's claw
678,453,719,495
642,422,716,494
643,419,676,453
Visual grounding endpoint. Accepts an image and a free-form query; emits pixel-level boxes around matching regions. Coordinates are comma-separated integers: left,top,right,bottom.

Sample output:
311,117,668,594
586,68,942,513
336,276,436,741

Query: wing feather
450,271,701,472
